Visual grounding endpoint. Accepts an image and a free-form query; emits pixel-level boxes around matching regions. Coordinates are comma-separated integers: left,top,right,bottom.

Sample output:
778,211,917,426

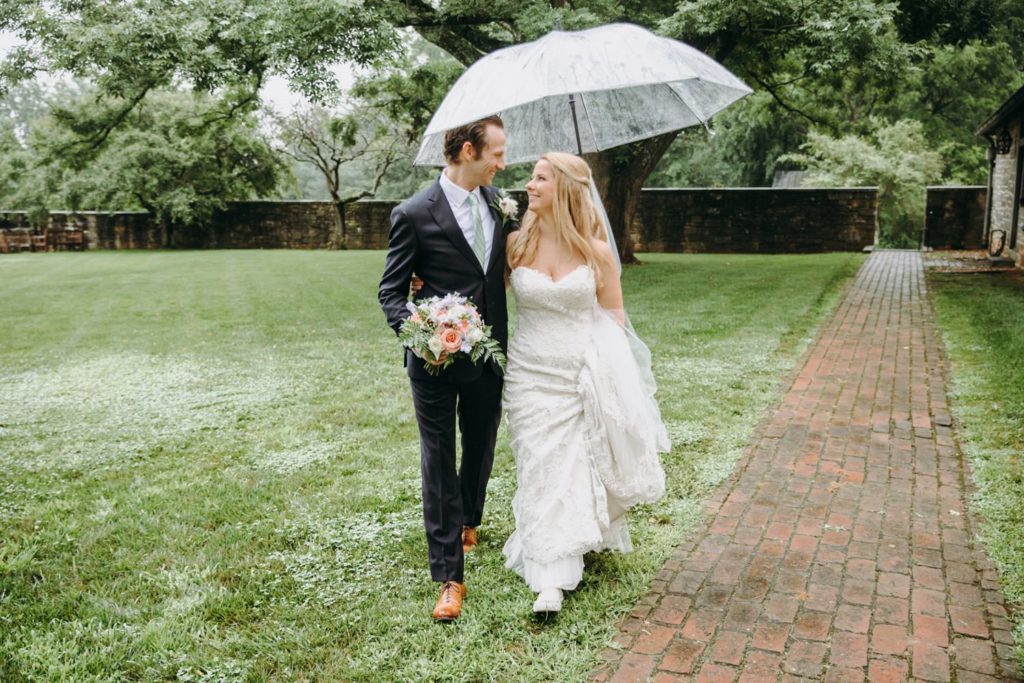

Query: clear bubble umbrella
413,22,753,167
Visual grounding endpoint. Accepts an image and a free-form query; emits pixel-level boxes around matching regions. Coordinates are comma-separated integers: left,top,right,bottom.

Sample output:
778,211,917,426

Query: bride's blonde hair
507,152,608,288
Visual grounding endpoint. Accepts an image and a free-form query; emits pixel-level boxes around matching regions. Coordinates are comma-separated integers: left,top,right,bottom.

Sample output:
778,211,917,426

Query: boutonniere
490,190,519,228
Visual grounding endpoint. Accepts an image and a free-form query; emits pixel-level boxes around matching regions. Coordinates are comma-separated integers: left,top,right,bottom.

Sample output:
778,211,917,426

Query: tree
0,1,403,237
0,118,23,199
647,92,808,188
652,0,1024,189
781,120,944,247
275,105,405,248
1,88,284,243
0,0,399,166
887,40,1022,183
6,0,1023,253
658,1,917,160
359,0,926,262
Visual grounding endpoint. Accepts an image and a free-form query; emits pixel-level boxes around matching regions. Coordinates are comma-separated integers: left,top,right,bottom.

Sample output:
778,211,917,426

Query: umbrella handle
568,94,583,155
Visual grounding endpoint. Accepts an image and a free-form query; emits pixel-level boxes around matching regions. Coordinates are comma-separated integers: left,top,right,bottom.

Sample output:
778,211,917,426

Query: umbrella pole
568,94,583,155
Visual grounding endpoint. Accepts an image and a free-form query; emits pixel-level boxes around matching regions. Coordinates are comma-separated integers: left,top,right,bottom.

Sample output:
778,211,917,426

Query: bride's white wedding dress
502,265,670,592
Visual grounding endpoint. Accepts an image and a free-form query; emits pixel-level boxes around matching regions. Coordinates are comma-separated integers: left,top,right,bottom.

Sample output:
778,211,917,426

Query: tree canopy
0,84,282,233
0,0,403,226
1,0,1022,246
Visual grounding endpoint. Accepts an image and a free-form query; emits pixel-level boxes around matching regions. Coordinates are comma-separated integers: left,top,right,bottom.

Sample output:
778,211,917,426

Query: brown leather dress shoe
432,581,466,621
462,526,478,554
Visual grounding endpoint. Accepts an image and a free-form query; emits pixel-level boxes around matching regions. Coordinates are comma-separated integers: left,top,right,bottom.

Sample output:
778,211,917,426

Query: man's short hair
443,115,504,164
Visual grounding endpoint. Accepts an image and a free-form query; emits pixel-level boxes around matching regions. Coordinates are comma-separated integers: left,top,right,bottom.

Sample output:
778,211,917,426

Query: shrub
782,119,944,247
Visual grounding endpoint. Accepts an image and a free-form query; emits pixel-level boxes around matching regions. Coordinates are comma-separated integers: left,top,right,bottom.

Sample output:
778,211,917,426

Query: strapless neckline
512,264,590,284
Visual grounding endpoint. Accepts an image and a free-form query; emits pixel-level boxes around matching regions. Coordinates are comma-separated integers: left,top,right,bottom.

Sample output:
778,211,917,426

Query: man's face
461,124,507,187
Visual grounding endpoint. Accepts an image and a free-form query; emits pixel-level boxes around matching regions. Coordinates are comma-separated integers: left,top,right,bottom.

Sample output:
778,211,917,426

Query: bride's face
525,160,555,215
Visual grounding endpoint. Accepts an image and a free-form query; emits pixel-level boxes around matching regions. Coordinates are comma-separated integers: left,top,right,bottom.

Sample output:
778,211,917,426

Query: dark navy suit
379,178,516,582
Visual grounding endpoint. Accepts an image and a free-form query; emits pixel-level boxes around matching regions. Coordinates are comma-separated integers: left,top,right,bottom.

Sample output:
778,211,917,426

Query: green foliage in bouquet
398,296,507,377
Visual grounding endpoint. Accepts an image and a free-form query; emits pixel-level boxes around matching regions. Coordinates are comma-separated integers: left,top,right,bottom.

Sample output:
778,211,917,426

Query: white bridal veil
582,177,671,504
587,175,665,407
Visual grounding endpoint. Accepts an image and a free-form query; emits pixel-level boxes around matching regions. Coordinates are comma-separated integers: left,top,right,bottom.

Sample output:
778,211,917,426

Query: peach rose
439,327,463,353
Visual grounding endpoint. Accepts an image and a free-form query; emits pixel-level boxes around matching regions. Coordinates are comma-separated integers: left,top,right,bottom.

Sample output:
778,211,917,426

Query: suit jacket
379,177,517,382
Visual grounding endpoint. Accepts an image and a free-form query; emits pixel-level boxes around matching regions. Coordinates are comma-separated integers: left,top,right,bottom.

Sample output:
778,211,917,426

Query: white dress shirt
439,170,495,267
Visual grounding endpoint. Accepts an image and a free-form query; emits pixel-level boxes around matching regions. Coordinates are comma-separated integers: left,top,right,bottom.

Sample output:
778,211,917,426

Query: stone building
978,84,1024,267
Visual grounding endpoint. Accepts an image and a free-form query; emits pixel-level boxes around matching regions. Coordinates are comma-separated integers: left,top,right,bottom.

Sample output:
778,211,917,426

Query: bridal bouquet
399,293,506,376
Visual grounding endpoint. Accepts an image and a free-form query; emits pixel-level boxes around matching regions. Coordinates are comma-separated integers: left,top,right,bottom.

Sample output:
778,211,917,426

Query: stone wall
0,188,881,253
923,186,987,250
344,201,395,249
189,201,397,249
628,188,878,253
182,201,342,249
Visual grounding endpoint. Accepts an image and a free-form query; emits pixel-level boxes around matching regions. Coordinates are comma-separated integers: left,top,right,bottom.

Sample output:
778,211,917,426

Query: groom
378,115,515,621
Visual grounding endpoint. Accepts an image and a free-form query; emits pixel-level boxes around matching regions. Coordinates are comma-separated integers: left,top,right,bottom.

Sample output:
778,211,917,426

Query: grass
929,269,1024,667
0,250,863,682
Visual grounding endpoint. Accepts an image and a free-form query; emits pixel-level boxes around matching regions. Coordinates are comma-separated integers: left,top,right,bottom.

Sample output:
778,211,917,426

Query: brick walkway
595,251,1021,682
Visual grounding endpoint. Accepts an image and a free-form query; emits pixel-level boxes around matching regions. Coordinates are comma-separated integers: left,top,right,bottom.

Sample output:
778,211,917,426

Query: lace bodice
509,265,595,365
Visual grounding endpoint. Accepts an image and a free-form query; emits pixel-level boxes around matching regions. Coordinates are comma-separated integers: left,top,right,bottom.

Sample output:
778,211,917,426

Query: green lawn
929,270,1024,667
0,250,863,682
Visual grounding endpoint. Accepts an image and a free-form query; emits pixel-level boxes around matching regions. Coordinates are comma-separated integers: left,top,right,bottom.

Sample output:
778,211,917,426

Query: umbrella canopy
414,23,752,166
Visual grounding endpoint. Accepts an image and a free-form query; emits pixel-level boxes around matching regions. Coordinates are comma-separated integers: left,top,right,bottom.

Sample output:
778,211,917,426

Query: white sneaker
532,587,563,613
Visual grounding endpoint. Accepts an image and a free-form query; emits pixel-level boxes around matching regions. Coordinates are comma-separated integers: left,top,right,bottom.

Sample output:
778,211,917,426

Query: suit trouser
409,369,503,583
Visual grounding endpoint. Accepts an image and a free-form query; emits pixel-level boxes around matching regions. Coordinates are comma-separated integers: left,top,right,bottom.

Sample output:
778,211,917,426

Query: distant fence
923,186,986,250
0,187,880,254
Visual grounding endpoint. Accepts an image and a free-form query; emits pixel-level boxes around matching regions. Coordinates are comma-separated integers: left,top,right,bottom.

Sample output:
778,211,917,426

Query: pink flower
439,327,463,353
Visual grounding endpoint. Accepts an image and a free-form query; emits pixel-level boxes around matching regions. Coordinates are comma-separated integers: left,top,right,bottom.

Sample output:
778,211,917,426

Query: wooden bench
4,229,32,253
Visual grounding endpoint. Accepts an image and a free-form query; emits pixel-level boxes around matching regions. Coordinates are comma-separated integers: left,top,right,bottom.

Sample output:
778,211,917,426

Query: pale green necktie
467,192,486,267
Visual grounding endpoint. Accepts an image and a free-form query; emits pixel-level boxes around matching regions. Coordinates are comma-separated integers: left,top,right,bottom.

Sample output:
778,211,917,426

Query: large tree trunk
585,132,679,265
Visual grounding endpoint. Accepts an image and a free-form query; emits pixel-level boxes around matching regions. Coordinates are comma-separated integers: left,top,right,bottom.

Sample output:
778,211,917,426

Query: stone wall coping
925,185,987,190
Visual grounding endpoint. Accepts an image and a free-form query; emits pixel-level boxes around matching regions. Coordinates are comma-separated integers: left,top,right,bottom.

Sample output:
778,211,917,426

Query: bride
502,152,670,613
